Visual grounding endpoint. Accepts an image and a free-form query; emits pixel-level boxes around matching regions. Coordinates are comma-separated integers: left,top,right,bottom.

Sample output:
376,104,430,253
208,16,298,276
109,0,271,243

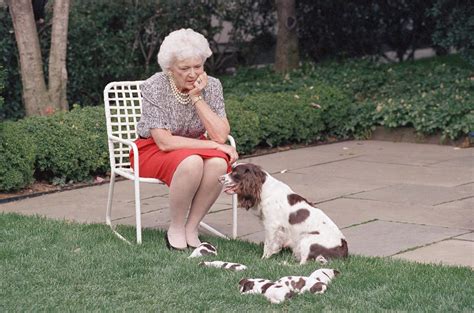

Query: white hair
157,28,212,71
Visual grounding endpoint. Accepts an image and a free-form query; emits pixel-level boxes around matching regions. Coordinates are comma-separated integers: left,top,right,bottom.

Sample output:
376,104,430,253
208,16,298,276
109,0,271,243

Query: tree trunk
7,0,50,116
49,0,70,111
275,0,299,73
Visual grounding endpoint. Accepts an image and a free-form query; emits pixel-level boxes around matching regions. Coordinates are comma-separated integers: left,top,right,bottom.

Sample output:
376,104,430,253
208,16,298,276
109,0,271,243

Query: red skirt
130,137,231,186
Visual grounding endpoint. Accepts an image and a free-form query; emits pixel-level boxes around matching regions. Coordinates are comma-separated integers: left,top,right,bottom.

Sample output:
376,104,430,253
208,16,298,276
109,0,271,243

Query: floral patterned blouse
137,72,226,139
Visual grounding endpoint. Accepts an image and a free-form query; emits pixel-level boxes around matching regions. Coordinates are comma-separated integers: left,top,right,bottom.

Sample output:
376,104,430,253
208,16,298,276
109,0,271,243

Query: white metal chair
104,81,238,244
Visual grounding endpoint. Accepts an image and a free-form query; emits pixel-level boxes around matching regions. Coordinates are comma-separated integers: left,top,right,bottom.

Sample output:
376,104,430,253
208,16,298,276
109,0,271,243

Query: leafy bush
0,64,4,114
0,10,23,121
0,122,36,191
226,101,261,154
229,90,327,147
429,0,474,66
19,106,108,185
297,0,436,62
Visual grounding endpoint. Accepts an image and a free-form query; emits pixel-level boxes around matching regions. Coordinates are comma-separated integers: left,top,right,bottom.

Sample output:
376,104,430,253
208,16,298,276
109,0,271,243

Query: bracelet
192,95,203,105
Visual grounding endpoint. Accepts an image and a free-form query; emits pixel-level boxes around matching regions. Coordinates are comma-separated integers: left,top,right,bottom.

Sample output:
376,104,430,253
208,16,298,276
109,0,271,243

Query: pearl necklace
168,74,191,105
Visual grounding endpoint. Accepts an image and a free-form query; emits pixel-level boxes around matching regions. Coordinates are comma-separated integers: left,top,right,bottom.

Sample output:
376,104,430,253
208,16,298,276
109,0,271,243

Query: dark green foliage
0,10,23,121
429,0,474,65
21,106,109,185
297,0,436,62
0,0,275,120
0,106,108,191
222,55,473,141
226,101,261,154
0,122,36,191
0,64,4,114
236,92,322,147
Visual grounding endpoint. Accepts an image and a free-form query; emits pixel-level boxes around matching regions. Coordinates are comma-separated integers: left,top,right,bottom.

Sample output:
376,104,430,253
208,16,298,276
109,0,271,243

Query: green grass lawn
1,213,472,312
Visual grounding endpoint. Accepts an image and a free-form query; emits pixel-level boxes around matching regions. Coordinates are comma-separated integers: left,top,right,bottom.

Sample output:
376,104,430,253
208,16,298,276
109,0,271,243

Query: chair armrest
108,135,140,178
227,135,236,148
203,132,236,148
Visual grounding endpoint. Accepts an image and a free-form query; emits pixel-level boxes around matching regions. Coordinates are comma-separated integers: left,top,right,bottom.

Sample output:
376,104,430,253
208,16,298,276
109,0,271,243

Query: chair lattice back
104,81,144,169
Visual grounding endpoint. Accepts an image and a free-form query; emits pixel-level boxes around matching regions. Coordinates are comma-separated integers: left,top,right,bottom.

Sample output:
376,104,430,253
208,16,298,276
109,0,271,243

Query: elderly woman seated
131,29,238,250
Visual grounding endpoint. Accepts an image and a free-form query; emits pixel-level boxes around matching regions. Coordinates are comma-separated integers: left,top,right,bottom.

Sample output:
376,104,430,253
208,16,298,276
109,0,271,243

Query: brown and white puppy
219,163,348,264
199,261,247,271
238,278,274,294
309,268,340,285
239,278,294,303
261,282,295,304
188,242,217,258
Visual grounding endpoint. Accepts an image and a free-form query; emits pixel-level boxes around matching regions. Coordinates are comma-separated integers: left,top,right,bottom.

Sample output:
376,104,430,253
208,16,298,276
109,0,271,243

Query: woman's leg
185,157,228,247
167,155,204,248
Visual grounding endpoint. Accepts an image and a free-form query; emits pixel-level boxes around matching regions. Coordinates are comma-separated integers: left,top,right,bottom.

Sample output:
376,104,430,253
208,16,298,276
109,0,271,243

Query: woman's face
169,57,204,92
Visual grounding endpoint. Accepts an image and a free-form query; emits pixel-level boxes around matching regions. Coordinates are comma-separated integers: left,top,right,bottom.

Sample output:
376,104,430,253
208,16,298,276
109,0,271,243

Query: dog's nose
218,175,226,184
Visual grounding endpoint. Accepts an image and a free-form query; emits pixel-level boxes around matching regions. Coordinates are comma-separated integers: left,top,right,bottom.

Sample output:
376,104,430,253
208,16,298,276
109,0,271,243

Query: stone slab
430,155,474,168
347,184,473,206
455,232,474,241
243,145,357,174
115,207,169,229
0,180,170,223
239,231,265,244
292,158,473,187
322,198,474,230
354,148,472,167
271,171,389,203
203,208,263,238
342,220,466,257
455,183,474,194
393,239,474,268
312,141,473,160
435,196,474,211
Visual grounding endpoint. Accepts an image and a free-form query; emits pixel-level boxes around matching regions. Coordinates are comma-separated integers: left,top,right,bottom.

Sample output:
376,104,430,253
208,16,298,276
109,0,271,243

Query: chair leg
106,171,116,226
200,221,229,239
232,194,238,239
134,178,142,244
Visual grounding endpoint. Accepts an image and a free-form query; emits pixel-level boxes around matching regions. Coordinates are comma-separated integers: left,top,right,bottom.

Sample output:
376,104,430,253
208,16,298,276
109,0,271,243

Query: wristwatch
192,95,203,105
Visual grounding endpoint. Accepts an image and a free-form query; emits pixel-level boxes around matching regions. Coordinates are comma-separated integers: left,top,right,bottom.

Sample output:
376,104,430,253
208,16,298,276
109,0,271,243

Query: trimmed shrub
226,101,261,154
230,89,327,147
19,106,109,185
0,121,36,191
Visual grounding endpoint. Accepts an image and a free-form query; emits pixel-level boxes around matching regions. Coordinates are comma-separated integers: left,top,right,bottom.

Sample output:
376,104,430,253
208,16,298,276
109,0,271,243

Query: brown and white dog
219,163,348,264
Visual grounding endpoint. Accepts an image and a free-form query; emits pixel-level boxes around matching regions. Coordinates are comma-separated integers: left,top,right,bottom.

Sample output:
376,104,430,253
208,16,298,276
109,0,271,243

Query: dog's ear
236,167,266,209
238,194,257,210
333,270,341,276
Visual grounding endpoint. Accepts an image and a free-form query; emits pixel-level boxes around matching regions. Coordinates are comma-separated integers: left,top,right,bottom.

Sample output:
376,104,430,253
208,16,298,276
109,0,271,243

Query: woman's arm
151,128,238,163
189,74,229,143
194,100,230,143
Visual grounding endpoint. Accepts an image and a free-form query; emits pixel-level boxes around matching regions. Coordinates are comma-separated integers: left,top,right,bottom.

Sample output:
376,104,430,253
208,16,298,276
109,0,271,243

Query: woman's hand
216,143,239,164
189,72,208,101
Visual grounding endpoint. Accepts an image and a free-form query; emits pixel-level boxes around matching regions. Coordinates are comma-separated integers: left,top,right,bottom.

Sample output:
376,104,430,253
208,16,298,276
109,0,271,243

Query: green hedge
0,121,36,191
0,106,109,191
